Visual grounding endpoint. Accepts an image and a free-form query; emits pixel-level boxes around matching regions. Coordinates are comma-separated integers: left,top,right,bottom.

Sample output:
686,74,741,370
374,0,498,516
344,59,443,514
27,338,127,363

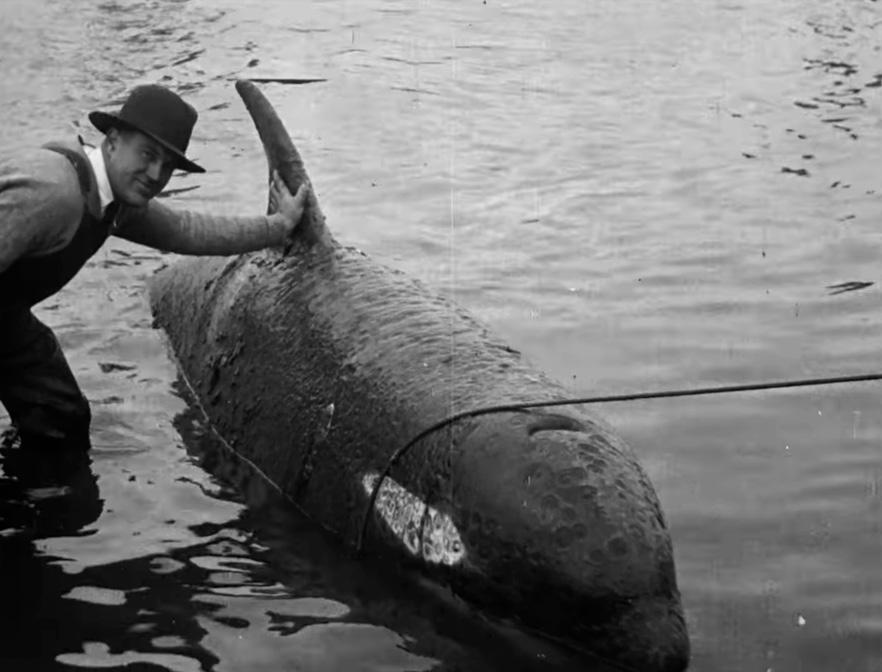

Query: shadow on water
0,383,620,672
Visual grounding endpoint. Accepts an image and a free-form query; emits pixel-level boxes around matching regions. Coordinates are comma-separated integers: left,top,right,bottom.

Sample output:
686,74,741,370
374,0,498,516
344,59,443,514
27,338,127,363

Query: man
0,84,308,453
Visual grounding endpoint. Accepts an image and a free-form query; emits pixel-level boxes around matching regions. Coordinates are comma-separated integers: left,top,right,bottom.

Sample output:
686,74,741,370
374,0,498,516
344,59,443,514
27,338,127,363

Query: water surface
1,0,881,670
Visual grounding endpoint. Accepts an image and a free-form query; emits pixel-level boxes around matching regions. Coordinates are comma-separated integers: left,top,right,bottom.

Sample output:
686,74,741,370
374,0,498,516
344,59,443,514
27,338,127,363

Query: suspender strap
41,142,92,197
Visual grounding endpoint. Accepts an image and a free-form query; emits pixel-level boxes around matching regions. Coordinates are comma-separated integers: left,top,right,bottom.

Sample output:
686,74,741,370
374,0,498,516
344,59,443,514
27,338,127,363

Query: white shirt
85,144,115,216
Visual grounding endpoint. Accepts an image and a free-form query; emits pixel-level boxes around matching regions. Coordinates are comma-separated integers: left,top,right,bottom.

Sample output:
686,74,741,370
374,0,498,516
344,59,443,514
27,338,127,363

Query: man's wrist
266,213,286,246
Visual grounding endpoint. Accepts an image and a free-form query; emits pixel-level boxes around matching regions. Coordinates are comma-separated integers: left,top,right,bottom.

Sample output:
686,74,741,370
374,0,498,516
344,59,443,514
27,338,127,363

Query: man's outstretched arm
115,171,308,255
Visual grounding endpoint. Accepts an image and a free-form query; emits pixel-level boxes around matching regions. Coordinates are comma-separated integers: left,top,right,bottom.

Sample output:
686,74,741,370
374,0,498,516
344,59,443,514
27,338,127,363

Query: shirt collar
85,144,115,213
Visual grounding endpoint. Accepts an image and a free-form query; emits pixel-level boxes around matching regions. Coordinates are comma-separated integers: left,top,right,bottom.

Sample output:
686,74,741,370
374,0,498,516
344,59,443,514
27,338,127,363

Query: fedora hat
89,84,205,173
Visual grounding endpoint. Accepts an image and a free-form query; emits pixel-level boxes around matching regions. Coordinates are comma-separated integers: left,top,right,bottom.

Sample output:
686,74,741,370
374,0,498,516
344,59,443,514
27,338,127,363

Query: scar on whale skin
362,473,465,566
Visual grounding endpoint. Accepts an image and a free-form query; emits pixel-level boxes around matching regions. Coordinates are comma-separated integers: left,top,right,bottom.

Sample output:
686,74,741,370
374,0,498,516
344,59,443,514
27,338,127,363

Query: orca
149,79,689,672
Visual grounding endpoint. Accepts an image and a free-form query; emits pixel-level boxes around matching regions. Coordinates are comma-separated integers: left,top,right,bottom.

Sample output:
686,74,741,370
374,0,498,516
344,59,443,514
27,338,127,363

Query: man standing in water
0,84,307,456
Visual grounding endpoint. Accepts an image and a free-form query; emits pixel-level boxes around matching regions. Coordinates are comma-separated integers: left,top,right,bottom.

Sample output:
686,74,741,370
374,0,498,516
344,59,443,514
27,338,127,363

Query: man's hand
268,169,309,244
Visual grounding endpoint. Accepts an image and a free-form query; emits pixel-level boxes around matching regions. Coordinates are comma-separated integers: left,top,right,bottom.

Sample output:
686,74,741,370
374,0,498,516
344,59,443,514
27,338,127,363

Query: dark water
2,0,882,670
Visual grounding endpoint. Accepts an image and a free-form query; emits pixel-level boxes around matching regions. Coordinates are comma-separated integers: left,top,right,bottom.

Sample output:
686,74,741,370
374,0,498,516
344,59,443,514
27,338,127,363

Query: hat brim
89,110,206,174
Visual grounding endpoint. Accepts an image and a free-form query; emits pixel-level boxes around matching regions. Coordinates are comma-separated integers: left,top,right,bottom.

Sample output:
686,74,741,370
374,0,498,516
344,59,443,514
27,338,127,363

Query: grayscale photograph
0,1,880,671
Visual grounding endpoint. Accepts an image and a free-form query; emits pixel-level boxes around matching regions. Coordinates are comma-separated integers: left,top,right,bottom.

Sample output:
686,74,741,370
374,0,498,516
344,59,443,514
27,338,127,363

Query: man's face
105,128,177,207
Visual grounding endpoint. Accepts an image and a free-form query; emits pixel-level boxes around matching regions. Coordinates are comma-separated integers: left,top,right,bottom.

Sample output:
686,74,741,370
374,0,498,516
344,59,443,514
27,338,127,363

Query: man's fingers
269,172,309,220
269,170,284,199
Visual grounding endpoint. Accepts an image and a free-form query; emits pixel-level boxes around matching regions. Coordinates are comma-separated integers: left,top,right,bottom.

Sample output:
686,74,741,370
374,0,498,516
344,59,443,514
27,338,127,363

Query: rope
356,371,882,552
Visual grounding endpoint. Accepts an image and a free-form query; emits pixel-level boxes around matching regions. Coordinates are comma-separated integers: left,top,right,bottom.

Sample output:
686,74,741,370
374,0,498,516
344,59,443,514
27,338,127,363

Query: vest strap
41,142,92,197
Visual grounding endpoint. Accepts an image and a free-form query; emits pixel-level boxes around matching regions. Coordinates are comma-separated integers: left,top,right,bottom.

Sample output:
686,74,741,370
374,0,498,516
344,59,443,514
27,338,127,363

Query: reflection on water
1,0,882,670
0,399,593,672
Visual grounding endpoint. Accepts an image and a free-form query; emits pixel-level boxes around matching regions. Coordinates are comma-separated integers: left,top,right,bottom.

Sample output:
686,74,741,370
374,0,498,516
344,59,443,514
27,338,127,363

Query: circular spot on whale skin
558,484,589,505
556,466,588,488
578,434,614,454
540,493,560,512
580,485,599,502
589,548,606,564
553,521,589,549
607,536,629,557
522,462,552,486
554,526,575,549
579,453,607,473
